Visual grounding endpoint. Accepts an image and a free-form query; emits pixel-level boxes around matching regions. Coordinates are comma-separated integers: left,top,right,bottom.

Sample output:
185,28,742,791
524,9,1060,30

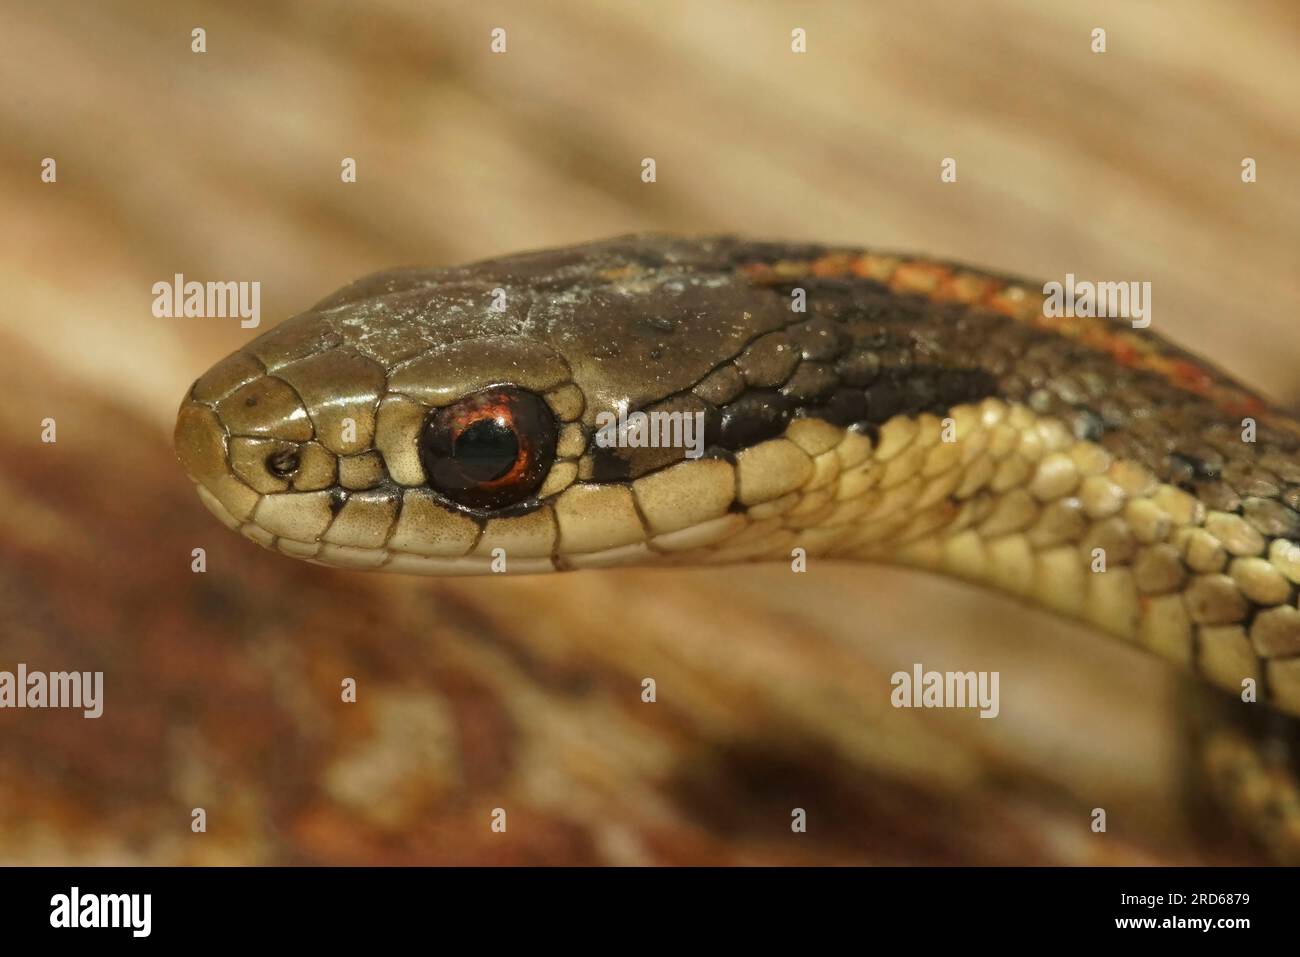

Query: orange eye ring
418,386,557,510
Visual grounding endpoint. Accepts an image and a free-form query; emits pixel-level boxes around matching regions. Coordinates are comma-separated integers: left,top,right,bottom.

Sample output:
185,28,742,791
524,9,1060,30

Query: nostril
266,448,301,476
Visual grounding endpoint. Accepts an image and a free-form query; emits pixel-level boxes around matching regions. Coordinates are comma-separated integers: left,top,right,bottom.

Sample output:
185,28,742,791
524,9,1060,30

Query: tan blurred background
0,0,1297,864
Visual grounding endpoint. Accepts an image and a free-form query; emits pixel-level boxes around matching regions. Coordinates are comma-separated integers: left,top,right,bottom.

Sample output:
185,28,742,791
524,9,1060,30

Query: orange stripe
738,253,1286,427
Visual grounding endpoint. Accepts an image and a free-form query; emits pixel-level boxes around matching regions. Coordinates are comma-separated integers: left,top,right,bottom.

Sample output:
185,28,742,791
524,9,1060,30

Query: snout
174,394,259,531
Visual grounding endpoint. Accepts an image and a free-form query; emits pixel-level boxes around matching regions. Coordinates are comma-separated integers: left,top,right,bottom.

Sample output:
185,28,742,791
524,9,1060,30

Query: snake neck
680,251,1300,721
686,395,1300,721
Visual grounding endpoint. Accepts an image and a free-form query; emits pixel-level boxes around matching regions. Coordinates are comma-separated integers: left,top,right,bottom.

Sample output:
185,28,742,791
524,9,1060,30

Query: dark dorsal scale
582,280,1003,483
702,279,1002,452
755,269,1300,543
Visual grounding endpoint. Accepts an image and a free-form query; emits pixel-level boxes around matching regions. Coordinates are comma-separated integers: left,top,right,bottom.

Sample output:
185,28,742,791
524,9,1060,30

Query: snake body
174,235,1300,859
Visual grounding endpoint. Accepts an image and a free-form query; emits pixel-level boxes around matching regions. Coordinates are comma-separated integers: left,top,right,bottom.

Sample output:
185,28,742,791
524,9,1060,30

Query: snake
173,234,1300,862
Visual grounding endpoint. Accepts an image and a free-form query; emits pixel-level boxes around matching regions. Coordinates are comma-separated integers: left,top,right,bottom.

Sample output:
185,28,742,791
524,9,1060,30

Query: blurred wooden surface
0,0,1296,863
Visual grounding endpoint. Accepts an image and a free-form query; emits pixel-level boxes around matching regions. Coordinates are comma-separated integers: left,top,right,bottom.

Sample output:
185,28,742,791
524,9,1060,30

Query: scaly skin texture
174,234,1300,858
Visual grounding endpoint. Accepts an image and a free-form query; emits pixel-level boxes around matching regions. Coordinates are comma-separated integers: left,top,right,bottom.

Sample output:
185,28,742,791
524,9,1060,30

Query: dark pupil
455,418,519,482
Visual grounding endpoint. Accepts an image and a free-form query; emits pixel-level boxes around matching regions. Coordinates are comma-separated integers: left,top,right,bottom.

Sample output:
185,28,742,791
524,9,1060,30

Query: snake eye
418,386,557,509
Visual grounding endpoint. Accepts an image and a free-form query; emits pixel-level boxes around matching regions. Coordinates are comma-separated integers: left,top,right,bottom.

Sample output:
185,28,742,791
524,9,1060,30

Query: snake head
174,236,820,574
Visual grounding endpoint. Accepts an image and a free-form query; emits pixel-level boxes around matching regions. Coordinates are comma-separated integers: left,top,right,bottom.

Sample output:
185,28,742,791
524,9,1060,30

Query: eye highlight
418,386,557,509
